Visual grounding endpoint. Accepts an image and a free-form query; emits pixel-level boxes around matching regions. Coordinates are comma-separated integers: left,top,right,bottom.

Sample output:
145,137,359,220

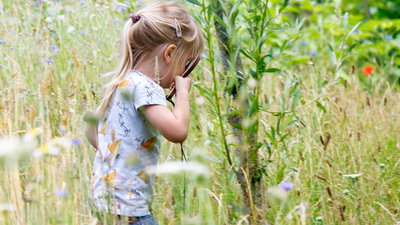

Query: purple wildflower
55,190,68,197
354,29,361,34
311,51,316,56
71,139,81,146
279,181,294,191
385,35,393,40
9,46,13,50
118,6,127,11
50,44,58,51
300,41,307,46
0,40,4,44
124,1,130,5
79,0,84,5
46,59,52,63
0,64,2,68
80,30,86,35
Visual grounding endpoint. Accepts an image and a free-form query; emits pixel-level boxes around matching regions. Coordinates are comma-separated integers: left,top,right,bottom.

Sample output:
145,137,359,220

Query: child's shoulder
125,70,157,87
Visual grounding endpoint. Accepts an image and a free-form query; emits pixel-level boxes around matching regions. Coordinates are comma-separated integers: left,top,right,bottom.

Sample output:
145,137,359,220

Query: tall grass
0,0,399,224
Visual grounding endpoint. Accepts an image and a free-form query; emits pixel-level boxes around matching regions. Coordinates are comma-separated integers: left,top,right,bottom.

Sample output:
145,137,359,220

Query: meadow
0,0,399,224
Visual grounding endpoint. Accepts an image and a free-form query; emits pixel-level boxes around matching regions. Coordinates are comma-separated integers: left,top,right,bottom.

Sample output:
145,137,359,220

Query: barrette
174,18,182,38
130,13,140,23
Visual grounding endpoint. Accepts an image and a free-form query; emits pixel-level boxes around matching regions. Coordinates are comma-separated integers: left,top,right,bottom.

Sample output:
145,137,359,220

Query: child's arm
142,76,191,143
85,107,100,150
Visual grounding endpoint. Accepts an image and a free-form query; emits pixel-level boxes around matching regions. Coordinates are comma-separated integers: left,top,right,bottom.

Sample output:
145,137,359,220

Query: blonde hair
97,2,204,120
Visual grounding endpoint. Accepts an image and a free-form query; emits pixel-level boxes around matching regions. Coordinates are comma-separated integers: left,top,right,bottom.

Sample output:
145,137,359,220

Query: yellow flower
41,145,49,153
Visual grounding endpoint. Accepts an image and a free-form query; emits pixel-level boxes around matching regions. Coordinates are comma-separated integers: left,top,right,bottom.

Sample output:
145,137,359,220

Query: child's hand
174,75,191,95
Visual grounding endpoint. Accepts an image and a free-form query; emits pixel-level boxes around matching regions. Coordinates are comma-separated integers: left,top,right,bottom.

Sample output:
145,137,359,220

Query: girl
85,2,204,224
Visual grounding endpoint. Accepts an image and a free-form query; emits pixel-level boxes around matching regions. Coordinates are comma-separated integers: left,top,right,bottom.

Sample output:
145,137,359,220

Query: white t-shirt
89,70,167,216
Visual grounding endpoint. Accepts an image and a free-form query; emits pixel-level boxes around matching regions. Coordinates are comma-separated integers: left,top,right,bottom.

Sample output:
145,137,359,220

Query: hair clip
130,13,140,24
174,18,182,38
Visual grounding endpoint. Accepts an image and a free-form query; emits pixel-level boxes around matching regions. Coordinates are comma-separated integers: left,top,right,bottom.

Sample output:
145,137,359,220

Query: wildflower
354,29,361,34
267,186,288,201
0,40,3,44
362,65,373,76
54,190,68,197
311,51,316,56
0,203,16,211
117,6,127,11
124,1,130,5
343,189,350,195
343,173,362,179
279,181,294,191
0,136,32,161
46,59,52,63
195,96,205,106
0,65,2,68
45,17,52,23
71,139,81,146
384,35,392,40
300,41,307,46
80,30,86,35
79,0,85,5
67,25,75,33
247,77,257,89
146,161,209,177
9,47,13,50
58,15,65,21
50,45,58,51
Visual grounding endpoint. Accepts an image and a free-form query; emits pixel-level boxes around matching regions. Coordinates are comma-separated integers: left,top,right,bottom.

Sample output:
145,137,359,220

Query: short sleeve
133,80,167,111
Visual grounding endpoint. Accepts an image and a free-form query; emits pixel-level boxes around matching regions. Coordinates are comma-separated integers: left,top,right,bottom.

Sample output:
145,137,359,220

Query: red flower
362,65,373,76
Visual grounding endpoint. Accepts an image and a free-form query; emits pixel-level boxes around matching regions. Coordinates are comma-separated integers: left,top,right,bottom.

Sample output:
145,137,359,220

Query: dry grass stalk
72,49,81,95
7,88,13,135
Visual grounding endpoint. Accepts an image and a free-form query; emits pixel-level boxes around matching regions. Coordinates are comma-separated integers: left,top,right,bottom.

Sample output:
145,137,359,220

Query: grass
0,0,399,224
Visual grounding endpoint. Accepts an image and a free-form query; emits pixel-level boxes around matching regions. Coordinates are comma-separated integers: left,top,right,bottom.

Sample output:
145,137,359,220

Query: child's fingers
174,75,192,92
169,82,175,90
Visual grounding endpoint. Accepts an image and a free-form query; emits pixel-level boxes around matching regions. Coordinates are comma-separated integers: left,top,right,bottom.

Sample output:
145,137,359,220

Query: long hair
97,2,204,120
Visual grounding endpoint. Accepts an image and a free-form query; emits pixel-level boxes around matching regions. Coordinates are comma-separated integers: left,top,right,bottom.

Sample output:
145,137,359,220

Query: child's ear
164,44,176,64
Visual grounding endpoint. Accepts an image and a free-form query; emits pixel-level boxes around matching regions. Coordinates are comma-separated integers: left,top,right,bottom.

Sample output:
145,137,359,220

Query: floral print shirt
89,70,167,216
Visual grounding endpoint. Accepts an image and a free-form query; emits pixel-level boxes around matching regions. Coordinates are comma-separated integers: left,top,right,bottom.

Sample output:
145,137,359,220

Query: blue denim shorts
92,211,158,225
128,215,158,225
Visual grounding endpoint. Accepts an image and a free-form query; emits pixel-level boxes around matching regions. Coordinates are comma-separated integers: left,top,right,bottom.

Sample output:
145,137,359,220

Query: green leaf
232,124,243,130
347,22,361,38
276,164,287,183
239,48,255,61
279,0,290,13
295,17,306,31
269,27,289,31
291,89,301,111
266,68,281,73
316,101,326,113
343,12,348,35
249,68,257,79
256,32,269,51
229,0,242,19
186,0,202,6
281,114,295,131
326,42,337,69
348,43,357,53
212,13,228,29
205,156,222,163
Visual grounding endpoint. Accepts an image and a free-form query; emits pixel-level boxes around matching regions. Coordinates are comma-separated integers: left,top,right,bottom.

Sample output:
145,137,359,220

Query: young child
85,2,204,224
